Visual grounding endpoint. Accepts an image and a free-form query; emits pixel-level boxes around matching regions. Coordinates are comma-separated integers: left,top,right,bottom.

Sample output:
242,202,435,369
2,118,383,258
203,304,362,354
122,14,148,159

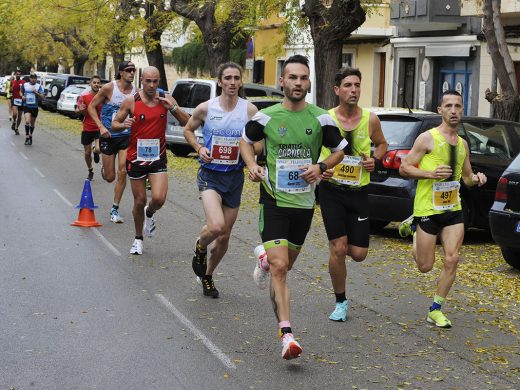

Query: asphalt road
0,103,517,390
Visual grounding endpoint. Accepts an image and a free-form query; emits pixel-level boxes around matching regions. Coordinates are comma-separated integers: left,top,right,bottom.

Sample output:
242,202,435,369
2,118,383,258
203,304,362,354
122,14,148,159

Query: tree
301,0,366,108
481,0,520,121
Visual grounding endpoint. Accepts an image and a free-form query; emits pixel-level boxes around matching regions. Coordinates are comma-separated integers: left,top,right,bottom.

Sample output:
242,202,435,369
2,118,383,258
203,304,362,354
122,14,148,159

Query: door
398,58,415,109
438,59,471,114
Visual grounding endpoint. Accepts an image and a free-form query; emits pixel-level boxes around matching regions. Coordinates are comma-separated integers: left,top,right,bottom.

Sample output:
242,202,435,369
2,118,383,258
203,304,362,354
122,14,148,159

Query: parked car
42,74,97,111
57,84,90,118
166,79,284,156
367,112,520,231
489,153,520,269
0,75,10,96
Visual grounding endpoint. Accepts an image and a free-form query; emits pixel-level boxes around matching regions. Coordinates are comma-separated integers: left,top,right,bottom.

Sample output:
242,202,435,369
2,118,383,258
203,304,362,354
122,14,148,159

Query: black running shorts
23,107,39,118
81,131,100,145
126,159,167,180
319,180,370,247
258,203,314,251
100,136,129,156
414,211,464,235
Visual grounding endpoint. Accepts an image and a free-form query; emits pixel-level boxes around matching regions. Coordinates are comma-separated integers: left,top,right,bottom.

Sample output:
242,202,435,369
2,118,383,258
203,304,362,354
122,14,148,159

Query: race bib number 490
211,136,240,165
332,155,362,186
276,158,312,193
13,98,22,106
137,138,160,162
432,181,460,211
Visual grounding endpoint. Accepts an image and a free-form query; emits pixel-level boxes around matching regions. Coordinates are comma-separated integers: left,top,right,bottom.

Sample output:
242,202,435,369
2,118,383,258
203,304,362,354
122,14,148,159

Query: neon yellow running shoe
427,309,452,328
398,215,415,238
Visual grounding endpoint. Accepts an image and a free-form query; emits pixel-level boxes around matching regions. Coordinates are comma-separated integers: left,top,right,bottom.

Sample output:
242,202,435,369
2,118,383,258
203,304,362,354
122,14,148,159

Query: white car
57,84,90,118
0,75,10,96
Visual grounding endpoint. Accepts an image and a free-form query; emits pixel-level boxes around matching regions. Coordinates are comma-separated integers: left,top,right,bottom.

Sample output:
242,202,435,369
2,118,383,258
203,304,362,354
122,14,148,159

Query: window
462,121,512,159
342,52,354,68
245,87,266,97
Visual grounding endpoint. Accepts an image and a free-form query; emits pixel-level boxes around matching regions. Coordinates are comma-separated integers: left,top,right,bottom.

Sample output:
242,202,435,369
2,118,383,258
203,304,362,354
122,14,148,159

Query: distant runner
10,70,25,135
20,74,44,145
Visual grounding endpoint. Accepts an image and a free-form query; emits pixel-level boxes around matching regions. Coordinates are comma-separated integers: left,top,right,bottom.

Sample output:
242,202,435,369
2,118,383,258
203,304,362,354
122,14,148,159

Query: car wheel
169,144,193,157
500,246,520,269
370,220,389,232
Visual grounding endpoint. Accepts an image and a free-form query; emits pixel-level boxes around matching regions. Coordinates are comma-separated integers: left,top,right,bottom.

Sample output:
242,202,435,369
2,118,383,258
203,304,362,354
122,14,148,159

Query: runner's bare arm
88,82,112,135
111,97,134,132
461,140,487,187
160,95,189,126
300,149,344,184
184,101,211,162
400,132,450,180
363,112,388,172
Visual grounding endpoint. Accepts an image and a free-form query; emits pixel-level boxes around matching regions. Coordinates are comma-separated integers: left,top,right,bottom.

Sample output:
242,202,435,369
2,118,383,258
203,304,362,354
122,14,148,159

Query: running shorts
319,181,370,247
81,130,100,145
126,160,167,180
23,107,39,118
100,136,129,156
414,210,464,235
196,166,244,209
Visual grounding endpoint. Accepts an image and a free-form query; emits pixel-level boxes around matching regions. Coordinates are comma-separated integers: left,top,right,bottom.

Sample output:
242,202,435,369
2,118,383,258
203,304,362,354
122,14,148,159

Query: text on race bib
210,136,240,165
137,139,160,162
432,181,460,210
276,158,312,193
332,155,362,186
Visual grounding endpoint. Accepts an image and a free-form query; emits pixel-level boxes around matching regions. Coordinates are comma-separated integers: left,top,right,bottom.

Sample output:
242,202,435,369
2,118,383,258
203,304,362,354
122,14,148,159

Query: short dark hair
29,73,37,78
90,75,101,81
281,55,309,75
334,67,362,86
438,90,463,106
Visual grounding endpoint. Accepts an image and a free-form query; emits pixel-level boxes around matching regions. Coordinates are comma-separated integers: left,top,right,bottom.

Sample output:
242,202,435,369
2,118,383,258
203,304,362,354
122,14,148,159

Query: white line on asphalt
92,227,121,257
155,294,237,370
53,189,74,207
19,151,28,160
10,141,15,146
33,167,45,178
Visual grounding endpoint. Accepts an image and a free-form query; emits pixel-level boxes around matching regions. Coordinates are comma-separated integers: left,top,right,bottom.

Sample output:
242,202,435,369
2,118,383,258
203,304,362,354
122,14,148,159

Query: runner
87,61,137,223
20,74,44,146
6,75,13,122
185,62,258,298
399,90,486,328
318,67,387,322
240,55,348,360
112,66,189,255
10,70,25,135
76,75,102,181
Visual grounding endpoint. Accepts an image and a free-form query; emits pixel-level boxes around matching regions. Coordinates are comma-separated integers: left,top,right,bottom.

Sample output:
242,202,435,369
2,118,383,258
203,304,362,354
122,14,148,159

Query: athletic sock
25,124,30,136
29,126,34,135
430,295,444,312
279,321,292,336
280,326,292,335
196,240,206,253
145,207,154,218
135,235,143,240
335,292,347,303
112,204,119,210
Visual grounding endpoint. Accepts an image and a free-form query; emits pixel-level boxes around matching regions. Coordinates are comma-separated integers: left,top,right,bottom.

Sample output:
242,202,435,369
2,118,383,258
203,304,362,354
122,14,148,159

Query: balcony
390,0,467,32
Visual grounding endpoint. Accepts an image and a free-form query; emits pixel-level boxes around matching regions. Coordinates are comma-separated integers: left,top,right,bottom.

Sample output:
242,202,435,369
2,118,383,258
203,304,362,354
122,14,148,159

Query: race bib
13,98,22,106
276,158,312,193
137,138,160,162
432,181,460,211
210,136,240,165
26,94,36,105
332,155,362,186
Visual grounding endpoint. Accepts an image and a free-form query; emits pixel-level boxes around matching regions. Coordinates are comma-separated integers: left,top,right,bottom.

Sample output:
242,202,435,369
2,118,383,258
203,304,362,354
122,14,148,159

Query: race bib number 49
332,155,362,186
432,181,460,210
137,138,160,162
276,158,312,193
211,136,240,165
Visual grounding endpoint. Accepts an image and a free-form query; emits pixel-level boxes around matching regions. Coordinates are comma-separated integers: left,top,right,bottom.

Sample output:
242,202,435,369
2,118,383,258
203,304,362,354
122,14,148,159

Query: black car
368,112,520,231
42,74,108,111
489,153,520,269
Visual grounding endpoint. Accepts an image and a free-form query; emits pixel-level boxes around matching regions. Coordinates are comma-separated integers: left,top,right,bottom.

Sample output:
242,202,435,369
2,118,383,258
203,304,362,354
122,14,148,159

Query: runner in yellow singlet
399,90,486,328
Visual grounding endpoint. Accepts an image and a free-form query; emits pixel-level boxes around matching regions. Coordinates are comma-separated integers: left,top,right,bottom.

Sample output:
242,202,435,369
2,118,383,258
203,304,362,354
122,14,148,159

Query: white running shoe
130,239,143,255
110,208,124,223
253,245,269,290
143,206,156,237
281,333,302,360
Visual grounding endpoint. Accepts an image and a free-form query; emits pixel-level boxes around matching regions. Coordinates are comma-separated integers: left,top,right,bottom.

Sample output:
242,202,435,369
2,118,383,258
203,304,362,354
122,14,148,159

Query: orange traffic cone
71,179,102,227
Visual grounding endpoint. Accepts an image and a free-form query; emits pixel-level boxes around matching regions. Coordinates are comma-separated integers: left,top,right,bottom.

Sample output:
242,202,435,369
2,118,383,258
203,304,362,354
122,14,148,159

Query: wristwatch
169,104,178,114
318,162,327,173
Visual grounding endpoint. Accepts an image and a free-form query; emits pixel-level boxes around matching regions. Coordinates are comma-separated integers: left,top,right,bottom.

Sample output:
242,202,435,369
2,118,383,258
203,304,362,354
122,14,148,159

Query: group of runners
5,56,486,361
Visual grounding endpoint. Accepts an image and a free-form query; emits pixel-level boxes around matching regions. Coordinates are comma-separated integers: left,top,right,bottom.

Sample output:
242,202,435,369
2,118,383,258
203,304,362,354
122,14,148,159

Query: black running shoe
93,152,100,164
192,239,207,277
14,129,19,135
11,122,15,131
87,169,94,181
201,276,219,298
28,137,32,145
24,138,30,145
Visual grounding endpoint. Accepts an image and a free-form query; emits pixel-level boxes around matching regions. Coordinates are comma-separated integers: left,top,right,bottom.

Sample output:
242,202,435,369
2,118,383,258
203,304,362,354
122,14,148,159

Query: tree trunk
96,56,107,79
202,32,232,77
73,55,88,75
487,93,520,122
144,34,169,90
311,34,342,109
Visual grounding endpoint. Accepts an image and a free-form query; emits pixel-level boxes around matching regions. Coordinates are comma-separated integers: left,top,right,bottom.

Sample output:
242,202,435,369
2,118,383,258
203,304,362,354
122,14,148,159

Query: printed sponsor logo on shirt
306,128,312,135
209,115,223,121
140,114,145,121
278,144,311,159
278,123,287,137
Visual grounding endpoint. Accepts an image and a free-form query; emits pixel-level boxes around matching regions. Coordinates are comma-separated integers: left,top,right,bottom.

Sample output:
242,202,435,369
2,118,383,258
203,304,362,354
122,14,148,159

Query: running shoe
427,309,452,328
201,276,219,298
93,152,100,164
110,208,124,223
329,300,349,322
87,169,94,181
253,245,269,290
130,238,143,255
192,239,207,277
281,333,302,360
28,137,32,145
11,122,15,131
15,129,19,135
398,214,415,238
143,206,156,237
24,138,30,146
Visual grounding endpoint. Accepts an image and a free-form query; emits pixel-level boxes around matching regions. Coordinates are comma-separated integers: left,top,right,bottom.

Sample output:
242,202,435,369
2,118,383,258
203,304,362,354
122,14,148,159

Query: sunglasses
123,68,136,73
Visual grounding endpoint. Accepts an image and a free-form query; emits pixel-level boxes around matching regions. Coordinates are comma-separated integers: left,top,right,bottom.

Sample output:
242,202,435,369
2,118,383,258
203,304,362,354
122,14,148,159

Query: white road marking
53,189,74,207
10,141,15,146
155,294,237,370
19,151,28,160
92,227,121,257
33,167,45,178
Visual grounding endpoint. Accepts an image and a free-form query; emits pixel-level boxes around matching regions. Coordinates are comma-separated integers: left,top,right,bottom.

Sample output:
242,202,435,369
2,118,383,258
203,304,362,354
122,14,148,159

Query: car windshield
378,117,424,147
172,83,211,108
64,85,88,94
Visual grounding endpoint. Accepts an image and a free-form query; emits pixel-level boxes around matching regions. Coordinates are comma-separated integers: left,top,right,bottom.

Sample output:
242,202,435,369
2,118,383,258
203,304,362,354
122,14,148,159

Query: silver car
57,84,90,118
